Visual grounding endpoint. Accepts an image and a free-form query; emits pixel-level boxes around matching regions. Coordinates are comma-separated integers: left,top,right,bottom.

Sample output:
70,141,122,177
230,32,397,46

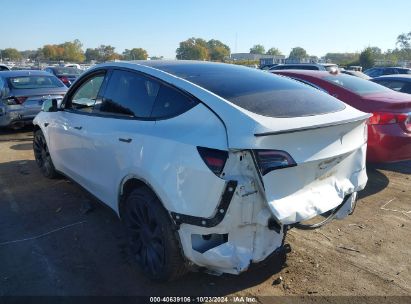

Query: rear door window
97,70,159,118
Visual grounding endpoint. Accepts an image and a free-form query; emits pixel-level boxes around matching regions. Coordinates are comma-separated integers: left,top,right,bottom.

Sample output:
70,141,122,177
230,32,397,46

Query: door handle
73,126,82,130
44,122,49,127
119,138,132,143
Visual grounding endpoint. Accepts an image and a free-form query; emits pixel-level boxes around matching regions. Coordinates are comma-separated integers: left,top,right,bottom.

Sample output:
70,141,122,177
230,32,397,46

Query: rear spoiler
254,114,371,137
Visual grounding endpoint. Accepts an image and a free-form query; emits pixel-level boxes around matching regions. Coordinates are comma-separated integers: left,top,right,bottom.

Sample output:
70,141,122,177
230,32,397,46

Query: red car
271,70,411,163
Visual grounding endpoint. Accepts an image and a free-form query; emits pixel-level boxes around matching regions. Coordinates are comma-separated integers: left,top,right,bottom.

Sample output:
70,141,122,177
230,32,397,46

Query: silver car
0,70,67,128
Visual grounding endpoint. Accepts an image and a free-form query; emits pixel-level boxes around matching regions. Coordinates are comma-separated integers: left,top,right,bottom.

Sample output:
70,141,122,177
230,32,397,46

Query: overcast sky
1,0,410,58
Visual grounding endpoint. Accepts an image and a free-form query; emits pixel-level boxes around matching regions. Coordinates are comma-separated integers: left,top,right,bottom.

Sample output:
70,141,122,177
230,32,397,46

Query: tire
33,129,57,179
122,187,187,282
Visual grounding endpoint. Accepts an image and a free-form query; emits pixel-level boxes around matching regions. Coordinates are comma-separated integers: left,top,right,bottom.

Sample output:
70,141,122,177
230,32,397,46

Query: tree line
1,31,411,68
0,39,150,63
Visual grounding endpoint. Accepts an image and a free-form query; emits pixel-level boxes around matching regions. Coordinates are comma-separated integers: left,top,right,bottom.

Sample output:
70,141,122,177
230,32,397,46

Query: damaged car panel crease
33,60,369,281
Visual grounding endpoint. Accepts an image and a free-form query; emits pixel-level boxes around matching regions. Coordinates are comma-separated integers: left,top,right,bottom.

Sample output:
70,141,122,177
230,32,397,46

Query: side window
151,84,198,119
369,69,382,77
0,77,4,90
97,70,159,118
400,83,411,94
383,80,405,91
67,74,105,112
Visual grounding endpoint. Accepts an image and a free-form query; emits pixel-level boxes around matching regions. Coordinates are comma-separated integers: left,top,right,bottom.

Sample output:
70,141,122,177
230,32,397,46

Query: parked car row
43,66,83,87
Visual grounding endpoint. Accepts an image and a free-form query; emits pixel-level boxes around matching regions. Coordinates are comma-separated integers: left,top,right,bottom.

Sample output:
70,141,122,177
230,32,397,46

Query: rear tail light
254,150,296,175
197,147,228,176
6,96,27,105
15,96,28,104
367,112,408,125
60,76,70,85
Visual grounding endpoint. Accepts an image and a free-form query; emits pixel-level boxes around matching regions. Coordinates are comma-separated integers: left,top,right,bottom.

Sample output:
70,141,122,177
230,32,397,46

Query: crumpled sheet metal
267,144,367,225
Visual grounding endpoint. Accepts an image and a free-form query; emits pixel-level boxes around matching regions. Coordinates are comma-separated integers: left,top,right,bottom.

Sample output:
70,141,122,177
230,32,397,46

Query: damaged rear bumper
173,144,367,275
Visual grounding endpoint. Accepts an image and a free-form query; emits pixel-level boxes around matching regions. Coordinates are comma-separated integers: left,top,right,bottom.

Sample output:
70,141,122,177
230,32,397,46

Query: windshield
152,62,346,118
9,76,65,89
54,67,82,75
324,74,392,96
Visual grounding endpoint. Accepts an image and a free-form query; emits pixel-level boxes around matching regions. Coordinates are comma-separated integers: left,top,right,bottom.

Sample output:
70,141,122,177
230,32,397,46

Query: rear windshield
9,76,65,89
324,74,392,96
155,63,345,117
54,67,82,75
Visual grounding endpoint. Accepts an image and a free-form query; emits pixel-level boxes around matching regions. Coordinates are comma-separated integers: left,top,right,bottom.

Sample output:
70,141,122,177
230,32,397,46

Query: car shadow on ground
0,158,286,296
368,160,411,175
358,165,390,199
0,126,33,142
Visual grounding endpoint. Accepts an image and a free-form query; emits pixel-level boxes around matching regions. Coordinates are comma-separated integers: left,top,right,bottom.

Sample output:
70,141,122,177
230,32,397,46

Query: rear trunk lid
362,91,411,112
224,106,370,225
253,118,368,224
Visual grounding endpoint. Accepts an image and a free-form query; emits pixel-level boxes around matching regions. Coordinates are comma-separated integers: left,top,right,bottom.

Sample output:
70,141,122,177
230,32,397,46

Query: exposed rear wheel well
33,124,41,132
118,178,157,218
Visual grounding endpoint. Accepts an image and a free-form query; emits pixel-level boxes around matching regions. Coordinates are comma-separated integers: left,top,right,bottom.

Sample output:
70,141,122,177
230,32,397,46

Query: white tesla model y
33,61,369,281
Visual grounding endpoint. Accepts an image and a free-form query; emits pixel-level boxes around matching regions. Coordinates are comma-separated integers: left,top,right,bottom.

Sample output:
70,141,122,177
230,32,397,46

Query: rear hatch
252,116,368,224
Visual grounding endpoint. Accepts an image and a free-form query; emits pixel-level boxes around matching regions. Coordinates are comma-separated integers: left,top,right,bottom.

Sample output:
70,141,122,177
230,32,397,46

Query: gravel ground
0,127,410,302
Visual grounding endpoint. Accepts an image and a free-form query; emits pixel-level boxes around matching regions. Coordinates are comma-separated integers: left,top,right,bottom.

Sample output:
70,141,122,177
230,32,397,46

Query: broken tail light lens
254,150,296,175
197,147,228,176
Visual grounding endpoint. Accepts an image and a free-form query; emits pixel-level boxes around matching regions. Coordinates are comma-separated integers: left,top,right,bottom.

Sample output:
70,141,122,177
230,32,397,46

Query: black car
364,67,411,78
371,74,411,94
44,66,83,87
0,70,67,128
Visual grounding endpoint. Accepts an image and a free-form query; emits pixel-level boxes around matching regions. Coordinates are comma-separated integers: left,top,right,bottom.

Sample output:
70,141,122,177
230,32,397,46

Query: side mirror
42,99,59,112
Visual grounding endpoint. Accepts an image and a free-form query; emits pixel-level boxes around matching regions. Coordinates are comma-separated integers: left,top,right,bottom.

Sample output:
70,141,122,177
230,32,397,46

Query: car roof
0,70,52,77
271,70,333,78
112,60,259,77
373,74,411,80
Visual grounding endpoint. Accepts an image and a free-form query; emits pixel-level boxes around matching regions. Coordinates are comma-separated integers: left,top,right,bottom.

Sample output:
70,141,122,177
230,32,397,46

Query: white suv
33,61,369,281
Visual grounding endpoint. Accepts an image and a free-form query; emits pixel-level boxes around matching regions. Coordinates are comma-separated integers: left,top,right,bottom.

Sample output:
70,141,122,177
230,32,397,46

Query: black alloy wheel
123,187,186,281
33,130,57,178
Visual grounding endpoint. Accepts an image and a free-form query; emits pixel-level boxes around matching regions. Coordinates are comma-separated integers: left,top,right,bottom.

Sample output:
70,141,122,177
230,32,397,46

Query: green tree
359,47,376,70
98,45,120,61
123,48,148,60
289,47,308,60
85,48,101,62
207,39,230,61
1,48,22,60
396,32,411,49
266,47,282,56
176,38,209,60
41,40,85,62
61,39,85,62
250,44,265,54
